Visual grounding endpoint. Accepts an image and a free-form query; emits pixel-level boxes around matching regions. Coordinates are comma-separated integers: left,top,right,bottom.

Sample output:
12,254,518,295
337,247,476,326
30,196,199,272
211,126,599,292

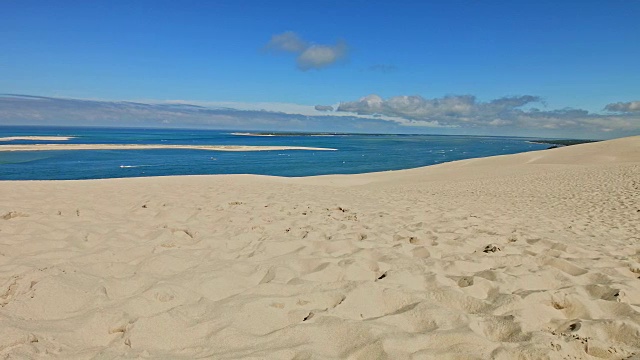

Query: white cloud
336,93,640,135
314,105,334,112
488,119,512,126
337,94,543,122
264,32,348,70
264,31,307,53
605,100,640,112
297,41,348,70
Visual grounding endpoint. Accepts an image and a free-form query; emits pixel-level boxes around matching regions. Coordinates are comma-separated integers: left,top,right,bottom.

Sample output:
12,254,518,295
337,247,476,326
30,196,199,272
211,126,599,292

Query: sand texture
0,144,336,152
1,136,639,359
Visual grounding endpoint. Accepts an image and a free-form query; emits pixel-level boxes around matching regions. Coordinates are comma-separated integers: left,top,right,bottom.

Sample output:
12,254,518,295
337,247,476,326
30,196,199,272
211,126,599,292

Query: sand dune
1,136,639,359
0,144,336,152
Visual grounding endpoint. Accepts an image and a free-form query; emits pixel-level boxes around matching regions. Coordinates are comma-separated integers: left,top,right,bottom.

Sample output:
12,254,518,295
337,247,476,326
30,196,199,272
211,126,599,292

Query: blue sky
1,0,639,138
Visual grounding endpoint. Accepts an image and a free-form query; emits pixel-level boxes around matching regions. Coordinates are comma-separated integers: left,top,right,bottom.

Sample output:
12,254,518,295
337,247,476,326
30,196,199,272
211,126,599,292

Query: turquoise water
0,126,549,180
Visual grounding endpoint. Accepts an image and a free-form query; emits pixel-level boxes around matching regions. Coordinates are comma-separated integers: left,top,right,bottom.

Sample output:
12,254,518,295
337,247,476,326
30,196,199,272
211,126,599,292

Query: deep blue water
0,126,550,180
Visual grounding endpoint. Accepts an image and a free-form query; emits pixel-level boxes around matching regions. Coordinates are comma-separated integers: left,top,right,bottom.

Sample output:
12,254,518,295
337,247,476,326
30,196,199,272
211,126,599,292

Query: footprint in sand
585,284,625,302
601,289,624,302
544,257,588,276
482,244,501,253
155,291,176,303
457,276,474,288
376,271,387,281
1,211,28,220
470,314,530,342
557,319,582,333
302,312,314,321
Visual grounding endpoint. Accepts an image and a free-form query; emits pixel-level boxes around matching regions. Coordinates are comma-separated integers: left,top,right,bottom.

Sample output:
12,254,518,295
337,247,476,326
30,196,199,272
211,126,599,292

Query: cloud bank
1,94,639,139
0,94,398,133
263,31,307,53
314,105,334,112
337,94,542,122
264,32,348,71
335,94,640,136
605,101,640,113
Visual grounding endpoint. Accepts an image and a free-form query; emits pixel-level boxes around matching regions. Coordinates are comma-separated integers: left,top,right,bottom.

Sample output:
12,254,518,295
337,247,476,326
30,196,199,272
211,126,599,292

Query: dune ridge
1,136,639,359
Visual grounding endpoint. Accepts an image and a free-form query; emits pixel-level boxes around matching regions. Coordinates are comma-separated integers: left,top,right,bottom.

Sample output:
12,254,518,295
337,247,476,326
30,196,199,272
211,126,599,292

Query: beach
1,136,639,359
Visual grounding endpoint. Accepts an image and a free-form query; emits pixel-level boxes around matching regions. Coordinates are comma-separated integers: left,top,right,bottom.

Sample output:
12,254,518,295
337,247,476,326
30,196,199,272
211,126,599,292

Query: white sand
0,144,336,152
0,136,75,142
1,136,639,359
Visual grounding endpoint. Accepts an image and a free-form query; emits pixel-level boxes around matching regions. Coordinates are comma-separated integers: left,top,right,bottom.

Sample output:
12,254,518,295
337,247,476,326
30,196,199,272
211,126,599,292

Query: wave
119,165,159,168
230,132,344,137
230,132,276,137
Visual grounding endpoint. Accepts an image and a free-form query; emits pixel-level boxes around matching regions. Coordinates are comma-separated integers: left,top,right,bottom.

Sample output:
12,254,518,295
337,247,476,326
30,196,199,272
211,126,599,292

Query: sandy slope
1,136,639,359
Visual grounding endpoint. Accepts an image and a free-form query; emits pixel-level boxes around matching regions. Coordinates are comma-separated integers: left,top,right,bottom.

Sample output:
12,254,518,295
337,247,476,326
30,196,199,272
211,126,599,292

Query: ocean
0,126,550,180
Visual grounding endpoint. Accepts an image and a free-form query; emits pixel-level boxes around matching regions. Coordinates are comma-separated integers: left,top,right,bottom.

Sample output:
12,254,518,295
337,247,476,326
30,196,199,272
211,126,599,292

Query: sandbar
0,136,75,141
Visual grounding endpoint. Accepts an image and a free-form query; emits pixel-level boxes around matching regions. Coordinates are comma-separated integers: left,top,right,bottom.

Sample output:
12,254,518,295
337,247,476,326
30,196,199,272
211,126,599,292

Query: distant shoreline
0,144,337,152
526,139,600,147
